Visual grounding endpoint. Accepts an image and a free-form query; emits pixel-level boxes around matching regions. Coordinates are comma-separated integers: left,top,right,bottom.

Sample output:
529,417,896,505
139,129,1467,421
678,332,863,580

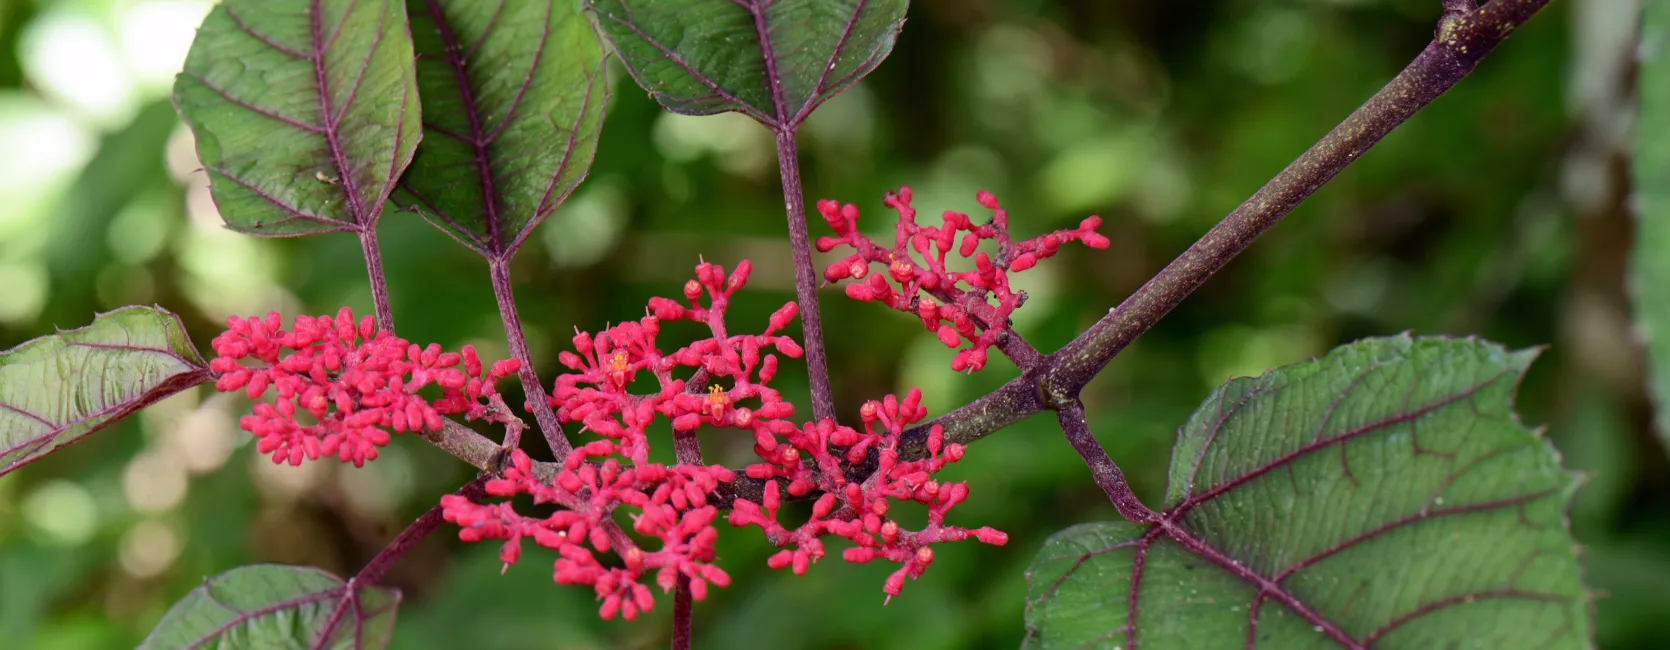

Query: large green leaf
1632,0,1670,454
588,0,907,128
0,306,210,477
173,0,421,237
1024,336,1589,649
142,565,400,649
394,0,608,259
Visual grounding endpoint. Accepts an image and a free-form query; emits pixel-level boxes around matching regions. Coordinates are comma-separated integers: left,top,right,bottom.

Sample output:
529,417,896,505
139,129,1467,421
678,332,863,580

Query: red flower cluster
731,387,1007,602
210,308,518,467
550,259,803,467
442,260,798,620
440,258,1002,618
817,187,1109,372
439,448,735,620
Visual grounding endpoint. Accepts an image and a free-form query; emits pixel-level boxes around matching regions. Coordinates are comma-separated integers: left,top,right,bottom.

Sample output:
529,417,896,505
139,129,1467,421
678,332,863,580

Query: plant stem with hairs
358,227,396,332
490,259,573,458
772,128,837,423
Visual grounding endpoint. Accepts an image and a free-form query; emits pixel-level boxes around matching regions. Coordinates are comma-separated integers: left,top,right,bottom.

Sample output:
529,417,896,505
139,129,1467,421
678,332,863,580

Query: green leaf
142,564,400,650
1024,336,1590,649
394,0,609,259
588,0,907,128
173,0,421,237
0,306,210,477
1631,0,1670,454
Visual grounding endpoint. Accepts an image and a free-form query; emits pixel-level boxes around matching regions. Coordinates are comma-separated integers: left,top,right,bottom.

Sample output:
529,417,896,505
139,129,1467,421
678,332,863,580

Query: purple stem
309,478,489,649
355,476,490,585
670,398,704,648
772,129,837,422
357,227,396,332
489,259,572,458
672,579,693,650
1054,402,1156,523
1039,0,1552,401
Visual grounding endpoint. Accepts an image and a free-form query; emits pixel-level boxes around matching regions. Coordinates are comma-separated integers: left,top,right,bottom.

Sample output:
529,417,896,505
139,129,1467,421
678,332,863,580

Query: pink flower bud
976,527,1009,545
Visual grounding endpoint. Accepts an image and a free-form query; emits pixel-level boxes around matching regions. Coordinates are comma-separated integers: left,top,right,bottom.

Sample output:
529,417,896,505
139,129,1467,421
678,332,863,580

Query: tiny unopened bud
936,326,961,348
975,527,1008,546
846,283,876,302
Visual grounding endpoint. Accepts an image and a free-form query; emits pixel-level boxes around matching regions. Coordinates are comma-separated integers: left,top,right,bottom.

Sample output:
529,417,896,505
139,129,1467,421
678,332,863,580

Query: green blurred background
0,0,1665,647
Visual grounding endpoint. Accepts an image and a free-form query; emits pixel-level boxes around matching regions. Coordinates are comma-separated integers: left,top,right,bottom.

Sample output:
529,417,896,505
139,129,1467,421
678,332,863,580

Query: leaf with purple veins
173,0,421,237
1024,335,1590,649
0,306,210,478
394,0,609,260
589,0,907,129
142,564,401,649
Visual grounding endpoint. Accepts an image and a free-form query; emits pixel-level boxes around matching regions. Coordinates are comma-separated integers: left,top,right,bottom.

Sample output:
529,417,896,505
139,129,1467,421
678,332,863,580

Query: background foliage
0,0,1662,648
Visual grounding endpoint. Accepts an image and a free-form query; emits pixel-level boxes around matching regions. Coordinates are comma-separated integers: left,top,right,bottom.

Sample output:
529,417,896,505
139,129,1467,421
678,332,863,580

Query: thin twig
772,129,837,423
1055,402,1156,522
670,394,705,649
309,478,489,649
356,476,491,584
357,227,396,332
672,578,693,650
1040,0,1553,401
489,259,573,458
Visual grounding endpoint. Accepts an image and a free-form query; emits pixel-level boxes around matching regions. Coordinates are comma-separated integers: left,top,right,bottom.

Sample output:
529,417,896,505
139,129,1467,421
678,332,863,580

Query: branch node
1438,0,1477,42
1036,361,1080,412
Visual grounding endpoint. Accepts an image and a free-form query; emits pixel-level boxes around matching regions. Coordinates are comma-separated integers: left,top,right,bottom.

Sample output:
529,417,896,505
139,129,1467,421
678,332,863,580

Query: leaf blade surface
1025,336,1590,649
173,0,420,236
394,0,608,258
0,306,210,477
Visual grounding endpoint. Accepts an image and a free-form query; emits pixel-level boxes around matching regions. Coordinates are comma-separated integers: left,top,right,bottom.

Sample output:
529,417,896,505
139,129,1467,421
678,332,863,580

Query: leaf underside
0,306,209,477
1631,1,1670,455
1024,336,1590,649
142,564,401,650
588,0,907,127
394,0,609,259
173,0,420,237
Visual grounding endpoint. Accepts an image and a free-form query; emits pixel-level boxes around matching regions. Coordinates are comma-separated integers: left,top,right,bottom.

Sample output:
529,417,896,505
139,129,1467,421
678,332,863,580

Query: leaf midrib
311,0,378,228
422,0,505,252
415,0,566,257
0,368,214,458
